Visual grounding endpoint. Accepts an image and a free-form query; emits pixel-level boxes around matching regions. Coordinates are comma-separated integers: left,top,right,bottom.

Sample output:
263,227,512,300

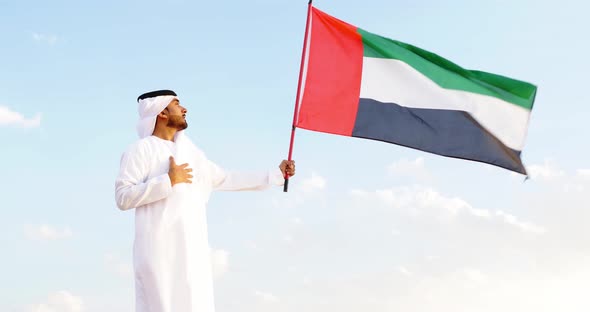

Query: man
115,90,295,312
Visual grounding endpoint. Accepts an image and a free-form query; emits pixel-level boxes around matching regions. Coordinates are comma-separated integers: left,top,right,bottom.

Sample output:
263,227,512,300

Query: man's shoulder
122,137,154,156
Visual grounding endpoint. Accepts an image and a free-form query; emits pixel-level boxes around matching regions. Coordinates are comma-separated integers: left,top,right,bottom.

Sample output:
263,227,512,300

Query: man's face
164,99,188,130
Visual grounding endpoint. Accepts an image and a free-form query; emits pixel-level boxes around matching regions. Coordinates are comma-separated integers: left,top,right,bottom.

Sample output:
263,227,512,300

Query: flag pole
284,0,313,192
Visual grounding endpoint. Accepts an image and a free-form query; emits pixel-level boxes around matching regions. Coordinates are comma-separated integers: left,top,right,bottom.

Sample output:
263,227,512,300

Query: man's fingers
279,159,296,177
179,163,189,169
186,168,193,173
187,174,193,179
180,176,192,184
287,160,295,176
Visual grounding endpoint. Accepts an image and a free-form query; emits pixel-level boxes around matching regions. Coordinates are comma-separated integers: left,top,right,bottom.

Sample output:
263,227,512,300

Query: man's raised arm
209,159,295,192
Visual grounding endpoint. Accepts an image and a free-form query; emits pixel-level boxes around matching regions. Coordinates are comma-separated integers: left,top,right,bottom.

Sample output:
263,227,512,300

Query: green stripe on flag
358,28,536,110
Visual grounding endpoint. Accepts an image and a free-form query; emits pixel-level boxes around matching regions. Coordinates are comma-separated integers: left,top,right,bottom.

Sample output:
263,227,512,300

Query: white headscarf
136,95,178,138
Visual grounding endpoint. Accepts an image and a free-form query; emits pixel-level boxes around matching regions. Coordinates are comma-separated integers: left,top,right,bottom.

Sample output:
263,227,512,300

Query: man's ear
157,111,168,120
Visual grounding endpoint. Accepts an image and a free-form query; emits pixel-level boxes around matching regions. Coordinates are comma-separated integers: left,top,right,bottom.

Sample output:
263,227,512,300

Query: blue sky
1,0,589,311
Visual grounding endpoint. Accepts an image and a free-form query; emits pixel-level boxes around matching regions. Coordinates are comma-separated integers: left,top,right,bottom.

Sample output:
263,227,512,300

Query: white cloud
398,266,412,276
387,157,431,181
27,291,83,312
300,172,326,192
211,248,229,279
576,169,590,178
214,178,589,312
0,106,41,128
302,276,312,286
353,186,547,234
391,266,590,312
254,290,279,303
495,210,547,235
426,255,440,261
283,235,294,244
292,217,303,225
244,240,258,250
349,189,368,197
461,268,488,284
527,160,565,181
104,253,133,278
24,224,72,241
371,186,489,219
32,32,58,45
207,159,588,312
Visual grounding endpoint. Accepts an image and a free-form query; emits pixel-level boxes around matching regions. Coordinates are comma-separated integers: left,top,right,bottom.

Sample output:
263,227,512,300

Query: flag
295,7,537,175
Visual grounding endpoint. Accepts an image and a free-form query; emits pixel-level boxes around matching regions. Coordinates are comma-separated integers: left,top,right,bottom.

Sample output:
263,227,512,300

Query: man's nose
182,107,187,113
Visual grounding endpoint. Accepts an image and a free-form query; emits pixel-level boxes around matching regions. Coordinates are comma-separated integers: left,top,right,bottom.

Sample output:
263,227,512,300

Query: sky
1,0,589,311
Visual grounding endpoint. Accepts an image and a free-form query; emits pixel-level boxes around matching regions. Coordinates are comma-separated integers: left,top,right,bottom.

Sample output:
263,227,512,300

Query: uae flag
294,6,537,175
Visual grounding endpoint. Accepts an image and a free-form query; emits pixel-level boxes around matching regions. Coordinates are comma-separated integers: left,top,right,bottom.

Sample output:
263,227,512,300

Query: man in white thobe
115,90,295,312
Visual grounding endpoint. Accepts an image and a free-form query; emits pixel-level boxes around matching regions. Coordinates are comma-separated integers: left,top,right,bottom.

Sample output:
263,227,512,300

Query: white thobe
115,135,283,312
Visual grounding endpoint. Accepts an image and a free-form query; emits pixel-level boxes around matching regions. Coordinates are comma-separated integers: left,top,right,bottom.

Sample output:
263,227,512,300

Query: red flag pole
284,0,313,192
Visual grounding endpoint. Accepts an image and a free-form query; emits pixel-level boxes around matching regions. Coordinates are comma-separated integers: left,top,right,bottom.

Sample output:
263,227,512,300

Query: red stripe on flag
296,7,364,137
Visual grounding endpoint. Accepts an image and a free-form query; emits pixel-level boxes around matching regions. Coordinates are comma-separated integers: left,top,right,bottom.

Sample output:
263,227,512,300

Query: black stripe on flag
352,98,526,174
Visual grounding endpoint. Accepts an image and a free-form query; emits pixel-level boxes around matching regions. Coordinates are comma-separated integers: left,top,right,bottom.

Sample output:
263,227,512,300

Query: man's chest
145,143,212,188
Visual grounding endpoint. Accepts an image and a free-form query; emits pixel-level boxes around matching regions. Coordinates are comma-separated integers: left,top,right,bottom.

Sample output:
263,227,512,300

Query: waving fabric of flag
295,7,537,175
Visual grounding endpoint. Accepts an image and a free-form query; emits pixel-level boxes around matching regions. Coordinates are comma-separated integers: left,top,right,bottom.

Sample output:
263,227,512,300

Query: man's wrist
167,172,175,186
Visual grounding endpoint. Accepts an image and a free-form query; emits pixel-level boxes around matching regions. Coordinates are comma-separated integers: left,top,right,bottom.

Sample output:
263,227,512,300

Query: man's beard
167,115,188,130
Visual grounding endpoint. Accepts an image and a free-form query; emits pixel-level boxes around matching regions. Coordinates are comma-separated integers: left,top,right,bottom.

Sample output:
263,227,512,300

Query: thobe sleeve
208,159,284,191
115,145,172,210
